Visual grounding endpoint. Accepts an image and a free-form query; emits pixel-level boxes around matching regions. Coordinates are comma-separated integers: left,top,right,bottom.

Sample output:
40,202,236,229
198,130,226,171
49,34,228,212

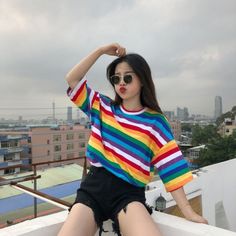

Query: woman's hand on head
100,43,126,57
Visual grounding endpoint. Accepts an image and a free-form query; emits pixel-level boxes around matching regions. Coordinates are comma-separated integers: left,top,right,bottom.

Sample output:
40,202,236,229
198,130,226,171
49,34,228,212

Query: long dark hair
106,53,163,113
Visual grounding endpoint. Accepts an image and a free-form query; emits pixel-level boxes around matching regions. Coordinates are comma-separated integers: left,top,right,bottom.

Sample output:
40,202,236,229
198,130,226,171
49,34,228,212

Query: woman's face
113,62,142,102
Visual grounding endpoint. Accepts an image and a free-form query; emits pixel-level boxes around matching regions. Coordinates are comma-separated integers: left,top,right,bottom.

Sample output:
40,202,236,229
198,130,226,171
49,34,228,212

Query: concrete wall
146,158,236,232
200,159,236,231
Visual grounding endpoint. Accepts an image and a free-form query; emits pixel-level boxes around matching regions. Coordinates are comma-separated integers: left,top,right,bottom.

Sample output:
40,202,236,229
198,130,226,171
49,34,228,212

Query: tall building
67,106,73,123
163,111,175,121
52,101,55,122
214,96,222,119
177,107,189,121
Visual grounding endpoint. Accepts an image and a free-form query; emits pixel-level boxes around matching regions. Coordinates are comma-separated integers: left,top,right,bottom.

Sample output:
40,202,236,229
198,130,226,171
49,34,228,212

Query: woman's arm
170,187,208,224
65,43,126,89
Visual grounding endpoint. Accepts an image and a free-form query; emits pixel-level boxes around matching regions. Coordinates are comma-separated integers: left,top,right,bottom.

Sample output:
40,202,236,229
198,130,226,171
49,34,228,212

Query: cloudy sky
0,0,235,120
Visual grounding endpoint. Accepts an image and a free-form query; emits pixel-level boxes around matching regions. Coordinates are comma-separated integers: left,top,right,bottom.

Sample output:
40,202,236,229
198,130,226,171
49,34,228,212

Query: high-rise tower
67,106,73,123
52,101,55,122
214,96,222,119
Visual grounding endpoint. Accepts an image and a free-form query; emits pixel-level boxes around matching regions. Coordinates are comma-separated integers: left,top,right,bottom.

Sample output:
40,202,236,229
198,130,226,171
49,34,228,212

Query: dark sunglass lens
124,75,132,84
111,76,120,85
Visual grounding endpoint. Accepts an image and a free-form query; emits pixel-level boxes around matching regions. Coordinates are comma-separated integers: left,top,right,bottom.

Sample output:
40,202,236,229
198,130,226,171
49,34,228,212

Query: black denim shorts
69,166,152,235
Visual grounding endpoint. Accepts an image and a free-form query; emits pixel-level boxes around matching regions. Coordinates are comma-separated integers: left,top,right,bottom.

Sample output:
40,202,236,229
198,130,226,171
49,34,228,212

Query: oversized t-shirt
67,77,193,192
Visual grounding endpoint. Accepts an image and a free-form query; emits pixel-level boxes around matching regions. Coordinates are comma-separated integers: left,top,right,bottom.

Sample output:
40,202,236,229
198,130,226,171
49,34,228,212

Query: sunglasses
109,74,133,85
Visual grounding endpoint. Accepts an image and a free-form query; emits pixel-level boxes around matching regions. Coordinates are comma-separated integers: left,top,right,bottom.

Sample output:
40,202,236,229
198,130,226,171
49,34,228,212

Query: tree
181,123,192,132
216,106,236,127
194,132,236,167
191,124,219,146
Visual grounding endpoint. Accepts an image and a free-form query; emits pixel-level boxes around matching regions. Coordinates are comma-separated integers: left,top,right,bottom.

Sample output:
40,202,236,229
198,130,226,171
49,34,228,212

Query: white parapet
1,210,236,236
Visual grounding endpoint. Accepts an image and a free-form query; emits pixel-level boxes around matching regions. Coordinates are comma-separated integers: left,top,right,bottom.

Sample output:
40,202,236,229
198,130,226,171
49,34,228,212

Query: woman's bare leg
58,203,98,236
118,201,162,236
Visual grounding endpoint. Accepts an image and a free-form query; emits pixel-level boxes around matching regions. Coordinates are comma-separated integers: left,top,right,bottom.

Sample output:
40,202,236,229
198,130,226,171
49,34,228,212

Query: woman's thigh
118,201,162,236
57,203,97,236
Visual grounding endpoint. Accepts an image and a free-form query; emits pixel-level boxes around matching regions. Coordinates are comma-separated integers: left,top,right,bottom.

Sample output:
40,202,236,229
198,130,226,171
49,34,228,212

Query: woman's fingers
116,45,126,57
101,43,126,57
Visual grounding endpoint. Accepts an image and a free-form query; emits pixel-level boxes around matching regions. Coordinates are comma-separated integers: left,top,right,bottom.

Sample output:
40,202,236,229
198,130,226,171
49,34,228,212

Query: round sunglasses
109,74,133,85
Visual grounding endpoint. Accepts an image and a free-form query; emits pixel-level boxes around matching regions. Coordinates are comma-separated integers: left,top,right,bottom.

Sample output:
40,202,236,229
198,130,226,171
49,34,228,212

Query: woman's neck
122,100,143,111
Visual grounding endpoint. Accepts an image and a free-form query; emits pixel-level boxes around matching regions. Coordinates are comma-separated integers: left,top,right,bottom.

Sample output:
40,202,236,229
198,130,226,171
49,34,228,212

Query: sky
0,0,236,120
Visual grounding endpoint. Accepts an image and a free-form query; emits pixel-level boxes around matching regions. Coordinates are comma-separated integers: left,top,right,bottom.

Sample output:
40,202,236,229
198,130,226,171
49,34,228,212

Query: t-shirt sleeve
67,77,99,118
151,116,193,192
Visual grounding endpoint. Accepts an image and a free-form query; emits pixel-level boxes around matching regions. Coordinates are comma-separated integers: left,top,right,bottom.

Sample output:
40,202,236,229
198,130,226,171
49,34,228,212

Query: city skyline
1,1,236,119
0,100,224,121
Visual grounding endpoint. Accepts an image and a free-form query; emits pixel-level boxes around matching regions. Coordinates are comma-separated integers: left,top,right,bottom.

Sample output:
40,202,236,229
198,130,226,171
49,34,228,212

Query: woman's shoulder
144,108,171,127
145,108,167,119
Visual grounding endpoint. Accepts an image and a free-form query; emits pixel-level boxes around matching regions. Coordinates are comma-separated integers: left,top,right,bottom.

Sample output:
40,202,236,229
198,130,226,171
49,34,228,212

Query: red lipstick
119,87,126,93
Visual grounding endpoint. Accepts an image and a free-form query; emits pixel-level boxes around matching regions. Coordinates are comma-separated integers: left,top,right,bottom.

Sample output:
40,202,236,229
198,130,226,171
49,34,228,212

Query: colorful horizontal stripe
67,77,193,191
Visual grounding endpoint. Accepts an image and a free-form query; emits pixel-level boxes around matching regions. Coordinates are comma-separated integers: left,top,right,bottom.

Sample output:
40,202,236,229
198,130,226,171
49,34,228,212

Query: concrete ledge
1,210,236,236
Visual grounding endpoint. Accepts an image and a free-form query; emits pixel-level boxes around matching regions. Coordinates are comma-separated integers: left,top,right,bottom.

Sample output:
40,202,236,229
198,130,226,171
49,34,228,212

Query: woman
58,43,208,236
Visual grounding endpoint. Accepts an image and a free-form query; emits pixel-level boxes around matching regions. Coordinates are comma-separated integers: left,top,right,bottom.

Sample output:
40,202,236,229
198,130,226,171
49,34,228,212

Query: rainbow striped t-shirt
67,77,193,192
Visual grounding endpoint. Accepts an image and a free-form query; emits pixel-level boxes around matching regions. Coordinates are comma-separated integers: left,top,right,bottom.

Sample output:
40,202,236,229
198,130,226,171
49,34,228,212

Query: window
53,135,61,142
79,151,85,157
54,145,61,152
1,141,8,148
54,154,61,161
47,150,50,156
79,142,85,148
78,133,85,139
47,140,50,144
67,143,74,150
66,133,74,140
67,153,74,159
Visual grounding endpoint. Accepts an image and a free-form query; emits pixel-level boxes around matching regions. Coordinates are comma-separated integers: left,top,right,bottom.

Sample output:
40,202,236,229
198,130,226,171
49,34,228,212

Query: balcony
4,147,23,154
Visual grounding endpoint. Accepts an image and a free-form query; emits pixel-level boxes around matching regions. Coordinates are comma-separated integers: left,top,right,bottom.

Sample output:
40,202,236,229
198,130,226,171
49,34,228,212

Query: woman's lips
119,87,126,93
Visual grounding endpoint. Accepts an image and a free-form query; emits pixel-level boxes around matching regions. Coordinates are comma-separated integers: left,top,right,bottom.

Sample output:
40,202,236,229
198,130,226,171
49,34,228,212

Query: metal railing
0,156,87,219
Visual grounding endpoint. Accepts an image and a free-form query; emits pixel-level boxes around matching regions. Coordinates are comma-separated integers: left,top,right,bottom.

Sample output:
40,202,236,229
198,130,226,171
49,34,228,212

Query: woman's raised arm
65,43,126,89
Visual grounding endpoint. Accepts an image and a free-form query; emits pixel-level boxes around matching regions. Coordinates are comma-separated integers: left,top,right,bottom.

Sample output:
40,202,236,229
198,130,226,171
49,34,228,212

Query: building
214,96,222,119
218,117,236,137
29,125,90,167
0,135,24,175
169,120,181,141
186,145,206,169
0,124,91,172
177,107,189,121
67,107,73,123
163,111,175,121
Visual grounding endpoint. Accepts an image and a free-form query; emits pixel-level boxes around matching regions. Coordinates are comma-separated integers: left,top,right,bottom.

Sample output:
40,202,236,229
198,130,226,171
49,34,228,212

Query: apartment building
29,125,90,167
0,135,23,175
0,124,91,172
218,118,236,137
169,120,181,141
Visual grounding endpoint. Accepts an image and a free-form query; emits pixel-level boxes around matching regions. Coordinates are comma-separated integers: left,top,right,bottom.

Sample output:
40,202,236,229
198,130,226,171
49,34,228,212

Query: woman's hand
100,43,126,57
170,187,208,224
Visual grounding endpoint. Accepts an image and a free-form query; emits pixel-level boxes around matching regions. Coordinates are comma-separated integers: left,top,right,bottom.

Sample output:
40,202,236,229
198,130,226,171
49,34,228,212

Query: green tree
216,106,236,127
181,123,192,132
191,124,219,146
194,132,236,167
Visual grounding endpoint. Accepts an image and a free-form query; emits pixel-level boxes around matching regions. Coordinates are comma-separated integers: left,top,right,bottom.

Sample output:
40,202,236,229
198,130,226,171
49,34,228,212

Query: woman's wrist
94,47,104,58
179,203,195,218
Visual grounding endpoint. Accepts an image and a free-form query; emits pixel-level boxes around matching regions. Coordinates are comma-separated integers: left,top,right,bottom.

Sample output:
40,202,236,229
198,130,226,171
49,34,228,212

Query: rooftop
1,159,236,235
